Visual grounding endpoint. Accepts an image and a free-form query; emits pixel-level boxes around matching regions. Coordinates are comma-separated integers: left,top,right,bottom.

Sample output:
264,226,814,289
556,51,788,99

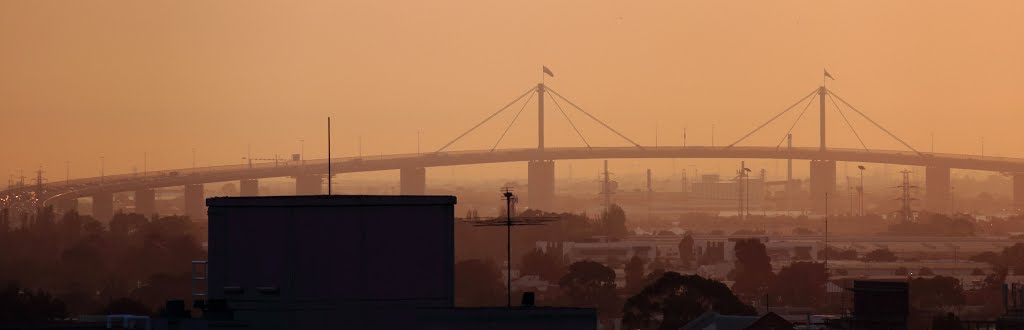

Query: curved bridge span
32,145,1024,205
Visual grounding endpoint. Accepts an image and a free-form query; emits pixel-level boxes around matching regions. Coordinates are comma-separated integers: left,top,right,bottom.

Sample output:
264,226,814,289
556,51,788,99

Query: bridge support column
400,167,426,195
528,160,555,211
295,174,322,195
184,184,205,220
925,167,951,214
92,192,114,221
809,160,836,214
240,179,259,197
134,189,156,217
54,198,79,215
1015,174,1024,213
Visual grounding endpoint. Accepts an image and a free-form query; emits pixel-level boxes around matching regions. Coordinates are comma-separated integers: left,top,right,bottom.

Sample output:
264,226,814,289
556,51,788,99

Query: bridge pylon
92,192,113,221
528,160,555,211
537,83,545,151
819,86,827,152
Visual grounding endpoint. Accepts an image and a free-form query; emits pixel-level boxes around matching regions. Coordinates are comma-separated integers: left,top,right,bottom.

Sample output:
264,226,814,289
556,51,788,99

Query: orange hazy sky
2,1,1022,183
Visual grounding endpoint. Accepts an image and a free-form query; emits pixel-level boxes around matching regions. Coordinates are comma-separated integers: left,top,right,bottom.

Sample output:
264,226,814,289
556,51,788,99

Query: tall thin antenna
328,117,332,195
466,189,557,308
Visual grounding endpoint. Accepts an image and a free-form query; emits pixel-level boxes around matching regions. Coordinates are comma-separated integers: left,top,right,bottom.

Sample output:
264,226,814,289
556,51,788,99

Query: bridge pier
135,189,156,217
54,198,79,215
184,184,205,220
809,160,836,214
295,174,322,195
240,179,259,197
925,167,951,214
92,192,114,221
1015,174,1024,213
400,167,426,195
528,160,555,211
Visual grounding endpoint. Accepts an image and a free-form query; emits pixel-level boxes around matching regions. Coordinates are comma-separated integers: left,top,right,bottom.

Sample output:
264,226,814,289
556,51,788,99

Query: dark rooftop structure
834,280,909,330
202,195,595,329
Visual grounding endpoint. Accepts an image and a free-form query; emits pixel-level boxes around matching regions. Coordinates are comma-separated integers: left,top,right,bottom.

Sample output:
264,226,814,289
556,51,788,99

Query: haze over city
3,1,1023,180
4,1,1024,330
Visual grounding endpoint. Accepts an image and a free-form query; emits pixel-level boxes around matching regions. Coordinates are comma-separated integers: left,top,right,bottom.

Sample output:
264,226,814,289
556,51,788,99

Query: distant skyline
2,1,1022,181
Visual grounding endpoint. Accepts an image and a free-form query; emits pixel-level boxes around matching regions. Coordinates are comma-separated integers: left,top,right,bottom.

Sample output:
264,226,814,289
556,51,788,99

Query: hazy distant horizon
3,1,1022,182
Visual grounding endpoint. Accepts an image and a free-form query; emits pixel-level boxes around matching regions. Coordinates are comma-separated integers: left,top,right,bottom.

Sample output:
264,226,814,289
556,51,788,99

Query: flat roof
206,195,457,207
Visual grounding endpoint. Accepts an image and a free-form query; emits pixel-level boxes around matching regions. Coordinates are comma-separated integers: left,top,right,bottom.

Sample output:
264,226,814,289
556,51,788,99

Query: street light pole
858,166,866,216
742,167,752,219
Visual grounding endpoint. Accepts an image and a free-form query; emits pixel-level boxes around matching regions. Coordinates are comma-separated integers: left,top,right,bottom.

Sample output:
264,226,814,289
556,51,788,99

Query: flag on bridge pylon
543,66,554,77
824,69,835,80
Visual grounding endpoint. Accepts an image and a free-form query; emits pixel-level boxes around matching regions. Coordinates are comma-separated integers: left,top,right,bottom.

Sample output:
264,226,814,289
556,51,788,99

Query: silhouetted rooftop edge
206,195,457,207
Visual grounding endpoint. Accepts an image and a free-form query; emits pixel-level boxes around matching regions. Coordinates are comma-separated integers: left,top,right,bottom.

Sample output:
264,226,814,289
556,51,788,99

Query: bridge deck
11,146,1024,204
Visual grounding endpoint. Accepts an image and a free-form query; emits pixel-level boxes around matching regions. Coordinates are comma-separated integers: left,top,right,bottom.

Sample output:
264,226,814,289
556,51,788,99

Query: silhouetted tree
730,239,773,299
621,272,756,330
99,297,151,316
768,262,827,308
454,259,504,307
677,234,695,269
602,204,627,239
817,246,859,260
0,283,67,323
931,312,964,330
130,273,192,312
910,276,965,309
520,249,564,282
559,261,619,318
971,243,1024,274
625,256,646,293
863,248,898,262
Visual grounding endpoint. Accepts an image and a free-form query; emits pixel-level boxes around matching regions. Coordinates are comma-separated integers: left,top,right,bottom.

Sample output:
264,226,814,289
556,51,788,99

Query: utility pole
65,161,70,186
602,160,613,214
858,165,866,216
711,124,715,147
655,122,659,148
328,117,332,195
100,156,105,184
824,192,829,271
417,129,422,155
745,167,751,218
848,176,854,215
192,148,197,175
950,185,955,214
897,170,917,223
787,134,793,212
